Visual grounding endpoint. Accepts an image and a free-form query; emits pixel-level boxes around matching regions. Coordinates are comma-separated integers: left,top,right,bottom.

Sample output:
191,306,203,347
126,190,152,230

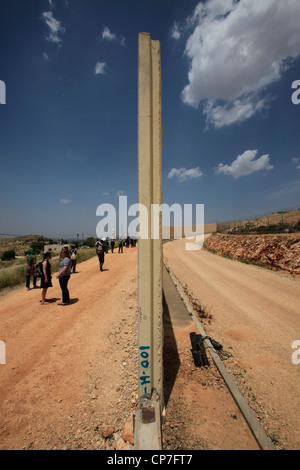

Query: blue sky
0,0,300,239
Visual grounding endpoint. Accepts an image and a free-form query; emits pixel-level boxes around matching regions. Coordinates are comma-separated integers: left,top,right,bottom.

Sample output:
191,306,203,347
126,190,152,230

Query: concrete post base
134,391,162,450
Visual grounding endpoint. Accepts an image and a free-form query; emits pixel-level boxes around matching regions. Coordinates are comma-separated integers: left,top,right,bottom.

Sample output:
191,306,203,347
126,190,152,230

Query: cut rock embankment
204,233,300,277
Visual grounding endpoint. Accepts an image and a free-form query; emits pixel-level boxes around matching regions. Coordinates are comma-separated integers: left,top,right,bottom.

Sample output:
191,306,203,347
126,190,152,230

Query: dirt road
163,238,300,450
0,242,266,451
0,248,139,450
1,239,299,450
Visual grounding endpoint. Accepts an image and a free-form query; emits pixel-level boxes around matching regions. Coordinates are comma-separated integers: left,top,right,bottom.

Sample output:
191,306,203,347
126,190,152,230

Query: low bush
1,250,16,261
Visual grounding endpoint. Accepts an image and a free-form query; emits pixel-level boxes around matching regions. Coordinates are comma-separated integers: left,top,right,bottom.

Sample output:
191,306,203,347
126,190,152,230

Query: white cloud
203,96,268,129
102,26,116,41
181,0,300,127
216,149,274,178
43,52,49,61
102,26,125,46
60,198,71,205
95,62,106,75
41,11,65,44
116,190,126,197
168,167,203,182
292,158,300,169
170,22,181,40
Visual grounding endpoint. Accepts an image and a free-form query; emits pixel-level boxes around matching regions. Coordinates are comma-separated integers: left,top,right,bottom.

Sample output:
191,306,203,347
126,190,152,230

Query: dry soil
163,238,300,450
0,240,299,450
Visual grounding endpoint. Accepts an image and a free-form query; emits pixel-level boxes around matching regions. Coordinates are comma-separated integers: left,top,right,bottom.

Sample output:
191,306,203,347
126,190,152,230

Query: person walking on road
118,239,123,253
57,248,72,305
41,251,52,304
95,239,105,271
70,245,79,273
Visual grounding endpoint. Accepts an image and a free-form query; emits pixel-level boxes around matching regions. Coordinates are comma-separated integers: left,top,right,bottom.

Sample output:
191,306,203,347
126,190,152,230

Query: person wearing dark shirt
41,251,52,304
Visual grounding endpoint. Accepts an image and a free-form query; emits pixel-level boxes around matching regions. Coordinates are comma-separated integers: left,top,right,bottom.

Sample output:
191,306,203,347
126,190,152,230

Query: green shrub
30,238,47,253
1,250,16,261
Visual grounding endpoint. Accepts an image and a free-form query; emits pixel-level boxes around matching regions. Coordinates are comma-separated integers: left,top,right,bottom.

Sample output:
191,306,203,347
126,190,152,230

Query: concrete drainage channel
162,259,275,451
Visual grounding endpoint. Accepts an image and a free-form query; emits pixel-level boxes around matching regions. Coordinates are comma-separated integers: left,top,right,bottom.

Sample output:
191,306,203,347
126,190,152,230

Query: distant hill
165,210,300,239
216,210,300,233
0,235,47,257
253,210,300,227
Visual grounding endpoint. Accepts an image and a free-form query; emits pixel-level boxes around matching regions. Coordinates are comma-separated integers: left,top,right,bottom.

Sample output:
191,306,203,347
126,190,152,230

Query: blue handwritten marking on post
139,346,151,395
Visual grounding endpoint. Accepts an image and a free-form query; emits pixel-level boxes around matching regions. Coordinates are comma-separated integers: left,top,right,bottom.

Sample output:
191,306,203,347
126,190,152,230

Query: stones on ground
205,233,300,276
102,424,115,439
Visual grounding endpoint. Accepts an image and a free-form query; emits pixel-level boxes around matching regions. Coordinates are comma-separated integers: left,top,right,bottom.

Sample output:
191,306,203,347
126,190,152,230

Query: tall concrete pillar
135,32,163,450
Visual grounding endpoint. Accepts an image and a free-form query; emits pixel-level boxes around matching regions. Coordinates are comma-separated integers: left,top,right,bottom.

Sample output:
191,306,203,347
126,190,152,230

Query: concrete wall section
137,32,163,408
150,39,163,403
44,244,72,254
162,223,217,240
138,32,153,404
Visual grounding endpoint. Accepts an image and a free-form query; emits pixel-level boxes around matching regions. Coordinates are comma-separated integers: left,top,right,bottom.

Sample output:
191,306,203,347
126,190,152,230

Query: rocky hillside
204,232,300,277
0,235,44,257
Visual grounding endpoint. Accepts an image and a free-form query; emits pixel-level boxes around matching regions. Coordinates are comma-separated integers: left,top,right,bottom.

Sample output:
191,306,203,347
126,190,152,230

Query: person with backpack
69,245,79,273
118,239,123,253
40,252,53,304
95,239,105,271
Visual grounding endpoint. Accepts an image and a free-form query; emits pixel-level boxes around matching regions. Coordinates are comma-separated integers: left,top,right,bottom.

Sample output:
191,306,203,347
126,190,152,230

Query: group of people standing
26,246,74,306
95,237,137,271
26,238,137,305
